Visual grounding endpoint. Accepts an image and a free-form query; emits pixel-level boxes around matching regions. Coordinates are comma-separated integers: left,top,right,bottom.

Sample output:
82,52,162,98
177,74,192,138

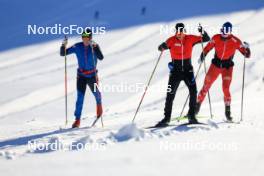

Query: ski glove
168,62,174,71
158,42,168,51
90,40,98,47
92,43,104,60
243,42,251,58
243,41,250,49
198,25,203,33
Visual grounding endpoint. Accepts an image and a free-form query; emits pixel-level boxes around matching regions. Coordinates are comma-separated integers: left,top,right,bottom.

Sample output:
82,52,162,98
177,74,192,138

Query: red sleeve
235,37,250,57
190,35,202,45
203,36,216,55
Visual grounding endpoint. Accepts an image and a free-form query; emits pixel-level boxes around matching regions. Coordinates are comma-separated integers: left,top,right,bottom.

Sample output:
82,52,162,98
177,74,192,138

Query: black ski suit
159,32,210,121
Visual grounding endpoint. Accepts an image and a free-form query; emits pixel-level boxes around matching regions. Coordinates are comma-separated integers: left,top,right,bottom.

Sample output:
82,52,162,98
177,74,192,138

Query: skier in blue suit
60,28,104,128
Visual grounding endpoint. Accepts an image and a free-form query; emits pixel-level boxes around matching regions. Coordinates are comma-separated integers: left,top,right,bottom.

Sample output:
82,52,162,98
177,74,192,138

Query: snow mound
112,123,145,142
0,150,16,160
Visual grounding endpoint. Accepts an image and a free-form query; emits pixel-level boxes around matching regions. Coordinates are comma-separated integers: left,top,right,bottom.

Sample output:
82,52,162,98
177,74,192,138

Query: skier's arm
90,41,104,60
60,45,75,56
198,39,215,63
158,42,169,51
60,38,75,56
192,31,210,45
93,45,104,60
238,41,251,58
203,39,215,56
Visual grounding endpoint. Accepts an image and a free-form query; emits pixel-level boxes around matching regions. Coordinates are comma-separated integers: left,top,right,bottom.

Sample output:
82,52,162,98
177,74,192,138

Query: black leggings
164,68,197,119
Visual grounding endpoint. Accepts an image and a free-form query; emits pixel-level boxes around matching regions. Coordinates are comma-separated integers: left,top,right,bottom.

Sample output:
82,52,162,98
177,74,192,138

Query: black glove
158,42,168,51
168,62,174,71
198,25,203,33
245,48,251,58
243,42,251,58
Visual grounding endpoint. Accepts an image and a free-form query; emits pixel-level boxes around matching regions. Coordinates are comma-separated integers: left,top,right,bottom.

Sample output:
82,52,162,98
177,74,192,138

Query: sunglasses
82,32,92,38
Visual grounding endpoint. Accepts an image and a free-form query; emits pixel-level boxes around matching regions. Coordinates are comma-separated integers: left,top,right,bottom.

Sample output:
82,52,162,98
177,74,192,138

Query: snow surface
1,0,264,176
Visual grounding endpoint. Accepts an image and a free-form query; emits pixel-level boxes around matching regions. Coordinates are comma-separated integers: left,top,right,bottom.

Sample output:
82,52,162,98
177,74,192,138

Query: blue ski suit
60,42,104,119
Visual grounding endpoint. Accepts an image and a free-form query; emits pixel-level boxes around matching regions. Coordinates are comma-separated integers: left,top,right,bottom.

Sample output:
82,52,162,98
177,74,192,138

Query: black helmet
175,23,185,33
82,28,92,38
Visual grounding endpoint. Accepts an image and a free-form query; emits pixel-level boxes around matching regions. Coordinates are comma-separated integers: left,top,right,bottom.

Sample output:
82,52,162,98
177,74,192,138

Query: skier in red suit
196,22,251,121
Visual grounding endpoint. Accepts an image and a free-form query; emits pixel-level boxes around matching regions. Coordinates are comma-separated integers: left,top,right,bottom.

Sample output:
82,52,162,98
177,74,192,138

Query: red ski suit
197,34,250,105
166,34,203,60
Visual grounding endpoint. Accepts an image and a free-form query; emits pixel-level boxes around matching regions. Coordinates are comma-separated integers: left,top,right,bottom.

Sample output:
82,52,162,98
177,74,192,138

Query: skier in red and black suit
156,23,210,127
196,22,251,121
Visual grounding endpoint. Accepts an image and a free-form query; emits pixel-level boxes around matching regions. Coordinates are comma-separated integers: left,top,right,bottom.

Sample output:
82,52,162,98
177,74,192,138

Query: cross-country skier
60,28,104,128
156,23,210,127
196,22,251,121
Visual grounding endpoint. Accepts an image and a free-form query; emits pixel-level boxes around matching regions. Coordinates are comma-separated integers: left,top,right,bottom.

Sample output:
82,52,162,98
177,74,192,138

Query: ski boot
185,108,199,124
155,117,170,127
188,116,199,124
72,119,81,128
186,110,199,124
184,103,201,118
225,105,233,122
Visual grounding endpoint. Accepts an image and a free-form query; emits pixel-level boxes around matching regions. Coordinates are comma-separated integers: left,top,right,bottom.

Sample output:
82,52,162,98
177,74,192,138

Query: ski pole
91,42,104,127
199,23,213,119
64,35,68,126
178,61,203,121
202,59,213,119
132,51,163,123
240,56,246,122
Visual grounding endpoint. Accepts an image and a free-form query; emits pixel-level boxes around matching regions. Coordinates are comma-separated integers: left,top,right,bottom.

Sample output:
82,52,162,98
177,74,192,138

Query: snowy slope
1,0,264,51
1,0,264,176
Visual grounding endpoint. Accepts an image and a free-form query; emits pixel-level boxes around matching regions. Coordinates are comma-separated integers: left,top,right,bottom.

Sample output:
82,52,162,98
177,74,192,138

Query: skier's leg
163,72,181,121
221,67,233,105
87,75,103,118
222,67,233,120
156,72,181,127
183,69,197,121
197,64,220,104
74,75,87,120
